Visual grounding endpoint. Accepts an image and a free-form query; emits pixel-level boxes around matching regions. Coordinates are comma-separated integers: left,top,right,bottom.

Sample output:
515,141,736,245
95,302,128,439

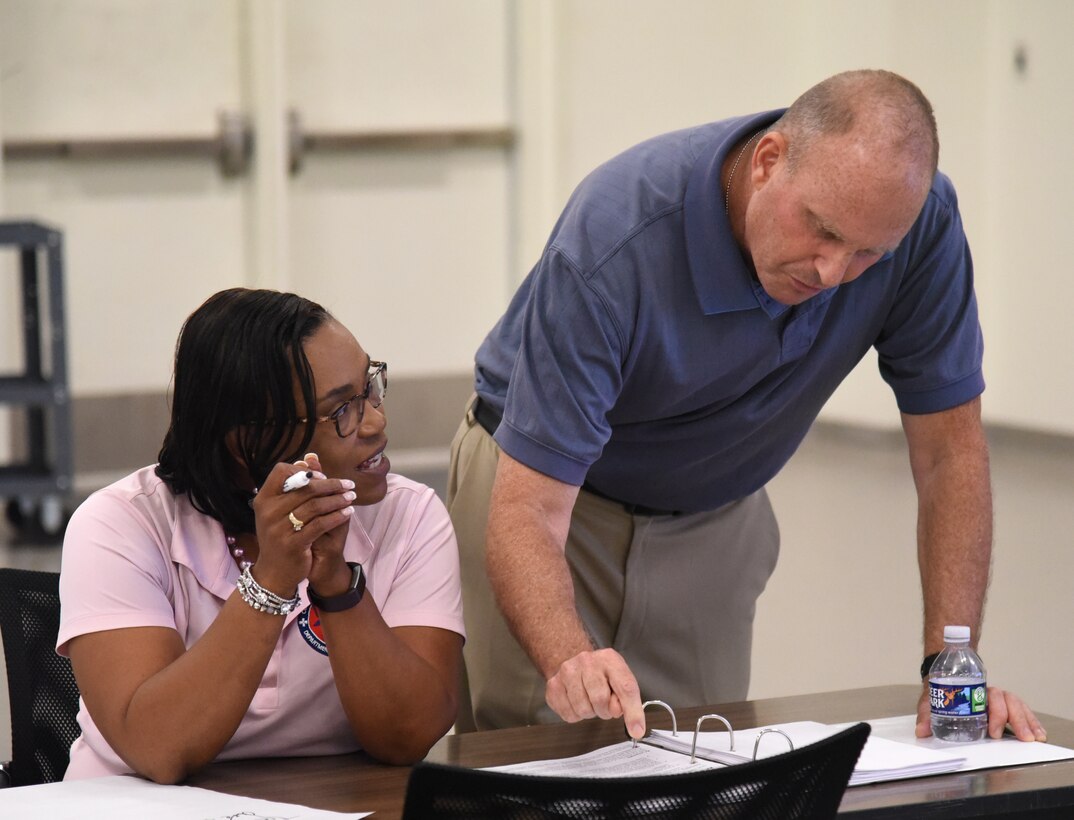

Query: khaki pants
446,397,781,731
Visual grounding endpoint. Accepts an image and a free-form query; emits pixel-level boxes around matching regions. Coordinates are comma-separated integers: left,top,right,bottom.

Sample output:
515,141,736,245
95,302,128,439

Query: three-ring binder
631,699,794,765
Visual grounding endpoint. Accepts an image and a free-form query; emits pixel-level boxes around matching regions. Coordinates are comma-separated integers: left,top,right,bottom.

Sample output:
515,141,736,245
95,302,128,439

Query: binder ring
753,727,794,759
631,700,678,749
691,713,734,763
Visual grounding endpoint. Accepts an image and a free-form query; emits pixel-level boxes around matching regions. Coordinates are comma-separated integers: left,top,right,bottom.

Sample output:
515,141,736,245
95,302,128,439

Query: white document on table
487,714,1074,787
0,773,371,819
867,713,1074,775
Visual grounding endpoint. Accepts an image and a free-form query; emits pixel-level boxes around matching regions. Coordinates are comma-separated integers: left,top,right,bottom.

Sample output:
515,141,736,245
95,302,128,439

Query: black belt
581,482,682,518
472,397,681,518
472,396,503,437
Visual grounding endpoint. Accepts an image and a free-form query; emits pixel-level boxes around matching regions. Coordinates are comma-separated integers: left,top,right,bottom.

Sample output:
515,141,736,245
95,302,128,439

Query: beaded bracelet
236,566,301,616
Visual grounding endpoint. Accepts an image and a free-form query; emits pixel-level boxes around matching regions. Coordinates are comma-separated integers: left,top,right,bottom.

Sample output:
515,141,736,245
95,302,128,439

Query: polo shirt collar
169,506,309,627
170,509,243,602
684,108,788,317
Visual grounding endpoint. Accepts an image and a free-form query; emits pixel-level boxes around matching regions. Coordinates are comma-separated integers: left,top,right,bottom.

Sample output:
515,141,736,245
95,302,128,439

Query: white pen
282,470,313,493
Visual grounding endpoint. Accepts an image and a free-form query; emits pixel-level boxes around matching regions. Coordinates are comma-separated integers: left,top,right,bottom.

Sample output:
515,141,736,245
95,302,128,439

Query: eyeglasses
302,361,388,438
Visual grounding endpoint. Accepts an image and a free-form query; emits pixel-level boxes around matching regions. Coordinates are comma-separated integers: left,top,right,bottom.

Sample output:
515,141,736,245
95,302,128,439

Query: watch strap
920,652,940,680
308,561,365,613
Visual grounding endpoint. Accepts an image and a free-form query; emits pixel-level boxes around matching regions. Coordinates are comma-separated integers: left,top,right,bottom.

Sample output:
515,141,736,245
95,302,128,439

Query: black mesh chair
0,568,81,786
403,721,869,820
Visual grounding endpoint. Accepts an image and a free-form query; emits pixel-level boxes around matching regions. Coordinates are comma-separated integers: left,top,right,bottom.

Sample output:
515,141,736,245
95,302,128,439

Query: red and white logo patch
297,604,329,655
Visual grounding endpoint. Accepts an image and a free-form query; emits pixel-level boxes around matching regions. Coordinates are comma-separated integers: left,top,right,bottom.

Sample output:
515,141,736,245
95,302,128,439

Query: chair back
403,721,869,819
0,568,81,786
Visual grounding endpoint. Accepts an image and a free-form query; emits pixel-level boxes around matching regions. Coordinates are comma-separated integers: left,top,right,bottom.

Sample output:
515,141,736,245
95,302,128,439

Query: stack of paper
489,715,1074,786
866,714,1074,776
647,721,965,785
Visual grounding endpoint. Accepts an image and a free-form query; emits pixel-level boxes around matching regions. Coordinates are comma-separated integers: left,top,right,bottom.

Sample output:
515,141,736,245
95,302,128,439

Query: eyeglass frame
299,360,388,438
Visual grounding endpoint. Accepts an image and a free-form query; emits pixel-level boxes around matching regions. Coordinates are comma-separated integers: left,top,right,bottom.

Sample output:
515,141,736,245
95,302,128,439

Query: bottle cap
943,625,971,643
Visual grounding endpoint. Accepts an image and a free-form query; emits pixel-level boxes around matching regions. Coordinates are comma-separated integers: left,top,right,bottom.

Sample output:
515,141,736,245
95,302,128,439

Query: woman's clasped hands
250,452,358,601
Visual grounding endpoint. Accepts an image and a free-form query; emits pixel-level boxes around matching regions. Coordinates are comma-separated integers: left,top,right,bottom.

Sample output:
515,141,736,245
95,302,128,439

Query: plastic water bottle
928,625,988,742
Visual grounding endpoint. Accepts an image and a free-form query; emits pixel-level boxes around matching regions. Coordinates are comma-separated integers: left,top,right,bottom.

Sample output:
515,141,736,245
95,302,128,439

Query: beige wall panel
285,0,510,379
979,0,1074,435
757,427,921,700
288,149,510,377
553,1,808,200
0,0,243,138
757,424,1074,722
286,0,509,130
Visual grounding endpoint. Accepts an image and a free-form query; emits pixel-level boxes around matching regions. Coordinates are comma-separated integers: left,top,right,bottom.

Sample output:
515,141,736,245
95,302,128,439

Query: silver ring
288,511,305,532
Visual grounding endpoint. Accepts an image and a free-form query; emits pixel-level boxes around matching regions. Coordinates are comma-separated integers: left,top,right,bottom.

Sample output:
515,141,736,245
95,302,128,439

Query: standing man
448,70,1043,742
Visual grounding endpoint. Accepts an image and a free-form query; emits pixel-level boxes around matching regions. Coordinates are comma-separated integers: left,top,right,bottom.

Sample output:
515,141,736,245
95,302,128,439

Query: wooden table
186,684,1074,818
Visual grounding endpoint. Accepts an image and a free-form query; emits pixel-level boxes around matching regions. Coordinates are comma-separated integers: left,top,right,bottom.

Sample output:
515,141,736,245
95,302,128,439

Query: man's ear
751,132,787,186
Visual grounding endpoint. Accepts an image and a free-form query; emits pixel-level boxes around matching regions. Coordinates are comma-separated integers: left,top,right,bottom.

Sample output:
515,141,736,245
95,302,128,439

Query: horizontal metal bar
2,112,253,176
0,466,72,496
3,134,219,159
302,126,514,152
2,126,513,159
3,120,514,181
0,376,67,406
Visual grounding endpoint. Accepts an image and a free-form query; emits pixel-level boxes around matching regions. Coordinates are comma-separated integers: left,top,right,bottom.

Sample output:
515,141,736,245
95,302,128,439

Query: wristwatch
920,652,940,680
307,562,365,612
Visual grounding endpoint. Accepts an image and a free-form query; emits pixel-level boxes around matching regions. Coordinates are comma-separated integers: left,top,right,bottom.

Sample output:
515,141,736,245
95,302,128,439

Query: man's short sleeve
494,247,628,486
875,176,985,414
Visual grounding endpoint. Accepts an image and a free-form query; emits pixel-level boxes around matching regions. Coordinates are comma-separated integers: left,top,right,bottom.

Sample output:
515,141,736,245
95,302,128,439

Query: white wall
0,0,511,390
284,0,511,376
978,3,1074,434
280,0,512,373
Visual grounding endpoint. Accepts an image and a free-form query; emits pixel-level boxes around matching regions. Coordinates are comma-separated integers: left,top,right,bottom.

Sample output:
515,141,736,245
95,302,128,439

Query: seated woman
57,288,464,783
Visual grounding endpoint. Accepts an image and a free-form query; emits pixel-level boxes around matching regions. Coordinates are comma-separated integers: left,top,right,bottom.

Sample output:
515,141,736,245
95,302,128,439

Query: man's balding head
775,69,938,186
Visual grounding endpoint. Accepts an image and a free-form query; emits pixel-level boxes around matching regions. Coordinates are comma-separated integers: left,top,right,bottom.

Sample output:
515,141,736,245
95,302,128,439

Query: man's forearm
905,402,993,655
918,462,991,653
485,452,589,678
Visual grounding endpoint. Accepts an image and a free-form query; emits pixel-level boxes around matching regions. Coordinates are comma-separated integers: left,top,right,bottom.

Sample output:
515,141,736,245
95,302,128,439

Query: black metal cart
0,220,73,537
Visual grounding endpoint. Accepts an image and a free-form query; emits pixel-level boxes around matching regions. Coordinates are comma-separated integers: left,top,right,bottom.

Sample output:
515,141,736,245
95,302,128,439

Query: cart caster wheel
39,496,67,536
4,496,68,540
5,497,32,529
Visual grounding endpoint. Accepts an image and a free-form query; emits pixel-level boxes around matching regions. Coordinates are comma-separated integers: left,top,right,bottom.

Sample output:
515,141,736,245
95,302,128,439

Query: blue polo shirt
474,110,984,514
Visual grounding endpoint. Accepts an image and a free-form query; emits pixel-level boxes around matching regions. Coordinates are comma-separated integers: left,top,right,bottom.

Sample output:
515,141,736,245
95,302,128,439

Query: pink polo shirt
56,466,465,780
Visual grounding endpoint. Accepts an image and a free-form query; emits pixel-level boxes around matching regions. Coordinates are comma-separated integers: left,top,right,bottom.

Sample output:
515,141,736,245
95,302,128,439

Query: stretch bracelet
236,566,301,616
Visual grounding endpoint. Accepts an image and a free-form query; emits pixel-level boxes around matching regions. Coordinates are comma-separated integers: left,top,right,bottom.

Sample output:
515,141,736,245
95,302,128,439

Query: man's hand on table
916,684,1047,742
